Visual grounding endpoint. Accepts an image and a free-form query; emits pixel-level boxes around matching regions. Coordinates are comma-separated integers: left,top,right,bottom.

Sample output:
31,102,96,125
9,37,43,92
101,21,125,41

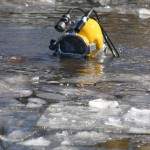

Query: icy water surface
0,0,150,150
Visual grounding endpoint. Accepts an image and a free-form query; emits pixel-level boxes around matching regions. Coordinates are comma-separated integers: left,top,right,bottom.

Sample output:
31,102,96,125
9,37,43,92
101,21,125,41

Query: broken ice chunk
124,107,150,125
18,137,51,146
28,98,47,105
89,99,119,109
19,90,33,98
26,98,47,108
139,8,150,19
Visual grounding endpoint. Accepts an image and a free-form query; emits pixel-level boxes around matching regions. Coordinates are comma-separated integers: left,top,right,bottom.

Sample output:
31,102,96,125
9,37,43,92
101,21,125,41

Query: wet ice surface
0,0,150,150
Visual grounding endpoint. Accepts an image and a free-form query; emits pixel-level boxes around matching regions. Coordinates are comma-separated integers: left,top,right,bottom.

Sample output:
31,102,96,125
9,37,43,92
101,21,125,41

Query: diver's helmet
49,8,119,58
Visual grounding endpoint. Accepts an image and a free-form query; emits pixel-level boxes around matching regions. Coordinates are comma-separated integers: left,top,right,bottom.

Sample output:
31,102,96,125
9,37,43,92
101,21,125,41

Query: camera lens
55,13,70,32
55,21,66,32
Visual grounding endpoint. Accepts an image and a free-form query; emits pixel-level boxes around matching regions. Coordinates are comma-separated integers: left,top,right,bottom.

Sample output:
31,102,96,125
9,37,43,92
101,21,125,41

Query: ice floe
139,8,150,19
26,98,47,108
31,76,39,84
0,129,32,142
127,95,150,103
128,127,150,134
61,139,71,146
28,98,47,105
105,117,123,128
26,102,43,108
89,99,119,109
52,146,79,150
18,137,51,146
36,92,67,101
124,107,150,125
0,75,32,98
19,90,33,98
37,101,121,131
7,130,29,141
37,100,150,134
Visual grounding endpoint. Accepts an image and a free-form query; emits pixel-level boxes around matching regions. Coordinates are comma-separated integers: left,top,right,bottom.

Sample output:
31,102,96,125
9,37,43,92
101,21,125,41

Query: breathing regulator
49,8,119,58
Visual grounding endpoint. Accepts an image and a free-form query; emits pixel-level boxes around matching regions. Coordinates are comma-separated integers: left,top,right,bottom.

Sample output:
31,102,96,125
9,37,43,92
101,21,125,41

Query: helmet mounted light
49,8,119,58
55,12,71,32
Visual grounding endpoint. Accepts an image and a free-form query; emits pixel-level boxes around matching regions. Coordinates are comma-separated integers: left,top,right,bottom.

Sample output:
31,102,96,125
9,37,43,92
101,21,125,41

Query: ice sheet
37,101,150,134
37,101,117,132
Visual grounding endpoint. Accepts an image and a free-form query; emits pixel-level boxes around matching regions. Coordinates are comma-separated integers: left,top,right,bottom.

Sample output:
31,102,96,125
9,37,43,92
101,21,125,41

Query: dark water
0,0,150,150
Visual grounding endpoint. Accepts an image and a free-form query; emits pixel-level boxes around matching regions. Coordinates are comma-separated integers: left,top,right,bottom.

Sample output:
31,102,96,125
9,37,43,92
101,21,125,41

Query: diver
49,8,119,58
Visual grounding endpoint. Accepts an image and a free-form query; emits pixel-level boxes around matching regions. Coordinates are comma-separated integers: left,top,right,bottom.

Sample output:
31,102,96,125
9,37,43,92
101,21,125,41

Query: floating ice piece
0,75,32,99
89,99,119,109
128,127,150,134
7,130,32,141
139,8,150,19
128,95,150,103
52,146,79,150
75,131,102,139
40,0,56,4
0,130,29,142
124,107,150,125
89,0,110,6
27,96,48,108
4,75,29,85
31,76,39,84
19,90,33,98
105,117,123,128
26,102,43,108
37,102,121,131
61,139,71,145
0,135,19,142
18,137,51,146
28,98,47,105
36,92,66,101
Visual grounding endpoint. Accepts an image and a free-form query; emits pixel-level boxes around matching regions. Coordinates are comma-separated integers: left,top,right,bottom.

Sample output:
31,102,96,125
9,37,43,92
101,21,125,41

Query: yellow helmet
77,18,105,57
49,8,119,58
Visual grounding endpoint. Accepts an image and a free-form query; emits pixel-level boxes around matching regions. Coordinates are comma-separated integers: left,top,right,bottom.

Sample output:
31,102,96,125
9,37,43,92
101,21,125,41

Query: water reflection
95,138,129,149
58,58,104,85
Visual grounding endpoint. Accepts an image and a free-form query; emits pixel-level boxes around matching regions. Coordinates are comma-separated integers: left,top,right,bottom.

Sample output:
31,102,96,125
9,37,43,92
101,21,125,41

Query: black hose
93,10,119,57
